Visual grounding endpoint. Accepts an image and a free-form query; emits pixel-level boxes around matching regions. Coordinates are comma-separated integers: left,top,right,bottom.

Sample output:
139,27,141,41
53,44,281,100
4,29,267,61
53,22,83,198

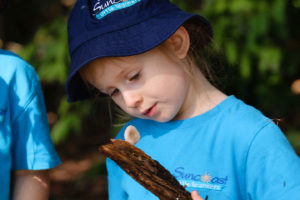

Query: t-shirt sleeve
10,63,61,170
245,122,300,199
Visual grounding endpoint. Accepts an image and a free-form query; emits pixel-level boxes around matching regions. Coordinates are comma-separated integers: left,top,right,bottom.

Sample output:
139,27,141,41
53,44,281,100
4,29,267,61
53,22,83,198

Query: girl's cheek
113,99,123,108
114,99,130,113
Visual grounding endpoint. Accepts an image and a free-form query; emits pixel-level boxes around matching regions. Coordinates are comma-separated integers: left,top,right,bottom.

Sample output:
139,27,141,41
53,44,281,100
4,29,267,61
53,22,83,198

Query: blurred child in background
0,2,61,199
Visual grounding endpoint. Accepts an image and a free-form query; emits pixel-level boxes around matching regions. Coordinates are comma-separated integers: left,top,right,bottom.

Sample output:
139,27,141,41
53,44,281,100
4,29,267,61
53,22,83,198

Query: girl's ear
165,26,190,59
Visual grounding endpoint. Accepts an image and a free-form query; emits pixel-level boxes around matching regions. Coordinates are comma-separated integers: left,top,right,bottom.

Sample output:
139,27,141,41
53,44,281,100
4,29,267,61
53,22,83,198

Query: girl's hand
191,190,206,200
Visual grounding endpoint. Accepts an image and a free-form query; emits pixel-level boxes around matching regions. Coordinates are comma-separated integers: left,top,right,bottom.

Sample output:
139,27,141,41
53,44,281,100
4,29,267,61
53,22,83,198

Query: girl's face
80,46,194,122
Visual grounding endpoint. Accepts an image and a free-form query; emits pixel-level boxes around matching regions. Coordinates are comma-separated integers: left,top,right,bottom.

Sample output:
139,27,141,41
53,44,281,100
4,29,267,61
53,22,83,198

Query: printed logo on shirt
91,0,141,19
173,167,228,191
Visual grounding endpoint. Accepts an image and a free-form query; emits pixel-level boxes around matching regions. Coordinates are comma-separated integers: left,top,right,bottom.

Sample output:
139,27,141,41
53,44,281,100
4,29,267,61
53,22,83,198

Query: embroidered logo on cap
91,0,141,20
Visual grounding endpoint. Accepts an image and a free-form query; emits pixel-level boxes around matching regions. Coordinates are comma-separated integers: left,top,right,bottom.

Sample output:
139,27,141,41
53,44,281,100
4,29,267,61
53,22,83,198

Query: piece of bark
99,139,192,200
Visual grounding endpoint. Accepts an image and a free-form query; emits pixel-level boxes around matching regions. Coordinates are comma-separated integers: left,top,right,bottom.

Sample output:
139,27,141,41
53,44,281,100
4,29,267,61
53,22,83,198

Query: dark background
0,0,299,199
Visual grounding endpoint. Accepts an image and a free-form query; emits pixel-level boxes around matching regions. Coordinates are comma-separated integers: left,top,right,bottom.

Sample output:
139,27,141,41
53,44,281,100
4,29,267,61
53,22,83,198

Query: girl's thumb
191,190,203,200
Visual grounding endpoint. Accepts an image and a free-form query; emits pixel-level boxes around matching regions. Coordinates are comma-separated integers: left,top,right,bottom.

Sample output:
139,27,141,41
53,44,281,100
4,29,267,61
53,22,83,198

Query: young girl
66,0,300,199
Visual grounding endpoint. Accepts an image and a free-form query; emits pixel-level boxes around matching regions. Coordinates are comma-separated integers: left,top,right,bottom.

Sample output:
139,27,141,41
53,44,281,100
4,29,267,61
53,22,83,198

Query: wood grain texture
100,139,192,200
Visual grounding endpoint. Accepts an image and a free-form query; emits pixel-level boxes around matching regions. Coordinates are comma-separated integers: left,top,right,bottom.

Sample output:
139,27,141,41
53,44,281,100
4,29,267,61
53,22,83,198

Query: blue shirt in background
0,49,61,199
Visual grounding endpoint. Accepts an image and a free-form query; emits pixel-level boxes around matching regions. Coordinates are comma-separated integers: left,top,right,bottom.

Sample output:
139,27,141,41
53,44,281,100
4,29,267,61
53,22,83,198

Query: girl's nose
123,91,143,108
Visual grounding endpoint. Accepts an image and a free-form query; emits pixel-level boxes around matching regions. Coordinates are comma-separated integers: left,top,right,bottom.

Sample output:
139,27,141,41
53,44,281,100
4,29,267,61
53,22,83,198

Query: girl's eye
110,88,120,97
129,72,140,81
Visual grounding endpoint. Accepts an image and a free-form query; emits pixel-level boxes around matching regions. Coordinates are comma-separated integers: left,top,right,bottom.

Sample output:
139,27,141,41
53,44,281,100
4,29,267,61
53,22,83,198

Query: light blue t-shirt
0,49,61,199
107,95,300,199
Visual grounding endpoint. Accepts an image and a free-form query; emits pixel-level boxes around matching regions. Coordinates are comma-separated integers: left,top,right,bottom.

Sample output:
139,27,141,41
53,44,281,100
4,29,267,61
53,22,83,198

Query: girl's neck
174,70,227,121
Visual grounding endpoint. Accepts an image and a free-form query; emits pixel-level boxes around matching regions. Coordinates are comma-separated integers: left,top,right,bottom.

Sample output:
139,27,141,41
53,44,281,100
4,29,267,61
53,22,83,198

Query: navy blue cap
66,0,213,102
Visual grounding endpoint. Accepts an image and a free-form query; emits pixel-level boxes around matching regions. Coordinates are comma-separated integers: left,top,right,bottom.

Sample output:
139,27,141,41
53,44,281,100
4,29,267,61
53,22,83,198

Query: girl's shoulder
223,96,272,130
216,95,281,148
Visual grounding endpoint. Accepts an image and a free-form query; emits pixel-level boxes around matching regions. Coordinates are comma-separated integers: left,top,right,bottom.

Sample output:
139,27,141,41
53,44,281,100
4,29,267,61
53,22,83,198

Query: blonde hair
182,18,221,88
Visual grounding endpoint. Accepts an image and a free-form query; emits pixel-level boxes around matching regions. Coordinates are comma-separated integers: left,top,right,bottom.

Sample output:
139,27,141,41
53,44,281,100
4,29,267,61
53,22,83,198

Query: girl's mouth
143,103,157,117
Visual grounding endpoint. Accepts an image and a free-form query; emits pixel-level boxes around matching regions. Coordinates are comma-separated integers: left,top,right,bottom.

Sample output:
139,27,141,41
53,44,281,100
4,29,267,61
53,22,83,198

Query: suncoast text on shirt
173,167,228,191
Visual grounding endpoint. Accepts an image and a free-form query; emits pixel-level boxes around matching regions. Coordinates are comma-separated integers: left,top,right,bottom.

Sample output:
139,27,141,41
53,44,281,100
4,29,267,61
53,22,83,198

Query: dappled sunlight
33,175,49,189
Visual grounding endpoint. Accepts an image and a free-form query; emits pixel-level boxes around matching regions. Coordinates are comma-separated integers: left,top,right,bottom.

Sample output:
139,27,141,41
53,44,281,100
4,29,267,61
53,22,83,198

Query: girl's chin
133,110,178,122
151,114,177,123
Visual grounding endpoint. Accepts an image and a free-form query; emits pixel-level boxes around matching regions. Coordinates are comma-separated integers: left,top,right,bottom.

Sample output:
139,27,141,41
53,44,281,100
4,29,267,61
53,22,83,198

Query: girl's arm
11,170,50,200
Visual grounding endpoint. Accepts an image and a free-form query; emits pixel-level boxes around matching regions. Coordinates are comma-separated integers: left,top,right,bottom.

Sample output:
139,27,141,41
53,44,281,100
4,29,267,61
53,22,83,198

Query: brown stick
99,139,192,200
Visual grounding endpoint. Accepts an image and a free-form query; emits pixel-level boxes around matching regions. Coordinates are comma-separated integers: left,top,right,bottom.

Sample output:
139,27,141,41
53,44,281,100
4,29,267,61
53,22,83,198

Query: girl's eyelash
129,72,140,81
110,89,119,97
110,71,140,96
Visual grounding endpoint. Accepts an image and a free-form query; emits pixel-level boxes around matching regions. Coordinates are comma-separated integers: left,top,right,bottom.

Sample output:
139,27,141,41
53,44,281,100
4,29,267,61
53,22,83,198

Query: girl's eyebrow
101,64,137,92
116,66,133,80
98,68,128,93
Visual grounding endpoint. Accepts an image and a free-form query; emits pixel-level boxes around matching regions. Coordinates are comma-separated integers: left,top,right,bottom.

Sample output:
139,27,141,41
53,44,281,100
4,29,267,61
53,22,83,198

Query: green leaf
230,0,254,14
51,115,81,144
286,129,300,154
293,0,300,8
240,52,251,79
225,41,238,64
258,47,282,73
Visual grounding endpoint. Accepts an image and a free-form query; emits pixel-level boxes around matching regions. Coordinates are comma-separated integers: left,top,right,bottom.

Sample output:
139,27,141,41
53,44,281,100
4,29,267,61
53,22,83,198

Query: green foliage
287,129,300,155
51,97,85,144
18,17,69,84
202,0,287,76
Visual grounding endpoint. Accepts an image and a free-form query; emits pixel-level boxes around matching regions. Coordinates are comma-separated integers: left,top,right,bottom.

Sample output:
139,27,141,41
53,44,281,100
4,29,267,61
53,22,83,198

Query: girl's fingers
191,190,204,200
